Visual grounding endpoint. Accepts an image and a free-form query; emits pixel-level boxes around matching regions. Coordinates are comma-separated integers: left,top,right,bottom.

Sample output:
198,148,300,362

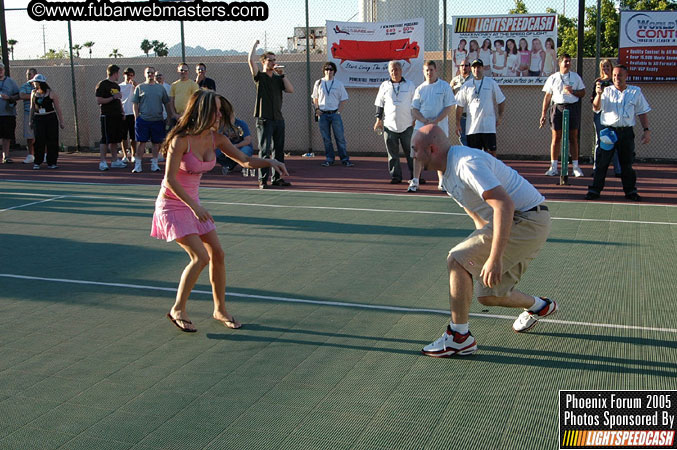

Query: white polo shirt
455,76,506,134
374,78,415,133
542,71,585,105
412,79,456,137
442,145,545,222
596,84,651,128
311,78,348,111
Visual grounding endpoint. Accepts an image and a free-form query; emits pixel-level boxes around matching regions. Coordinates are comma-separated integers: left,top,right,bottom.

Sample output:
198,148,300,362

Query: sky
3,0,583,61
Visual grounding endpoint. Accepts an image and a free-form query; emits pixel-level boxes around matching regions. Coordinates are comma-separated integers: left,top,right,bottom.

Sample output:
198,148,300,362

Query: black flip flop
166,313,197,332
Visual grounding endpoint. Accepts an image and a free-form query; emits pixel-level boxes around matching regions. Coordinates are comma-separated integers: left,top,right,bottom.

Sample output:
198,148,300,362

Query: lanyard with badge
323,79,334,98
472,78,484,103
391,80,401,105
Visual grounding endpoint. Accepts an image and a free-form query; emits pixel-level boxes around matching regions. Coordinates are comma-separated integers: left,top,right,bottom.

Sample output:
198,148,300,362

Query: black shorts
0,115,16,140
100,114,124,144
550,103,581,131
122,114,135,141
467,133,497,154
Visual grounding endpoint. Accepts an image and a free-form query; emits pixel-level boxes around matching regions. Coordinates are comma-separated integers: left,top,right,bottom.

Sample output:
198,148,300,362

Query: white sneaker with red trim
513,297,558,333
421,326,477,357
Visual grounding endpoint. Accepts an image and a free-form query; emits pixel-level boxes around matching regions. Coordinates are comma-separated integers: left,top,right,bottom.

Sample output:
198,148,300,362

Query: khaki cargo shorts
449,206,551,298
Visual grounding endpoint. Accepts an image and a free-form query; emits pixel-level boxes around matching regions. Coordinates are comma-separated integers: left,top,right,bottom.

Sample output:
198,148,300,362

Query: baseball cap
123,67,135,75
29,74,47,83
471,59,484,67
599,128,618,151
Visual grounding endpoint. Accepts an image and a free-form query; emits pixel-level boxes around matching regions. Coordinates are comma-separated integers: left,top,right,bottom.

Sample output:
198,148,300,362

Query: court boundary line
2,191,676,226
2,178,676,207
0,195,66,212
2,273,677,335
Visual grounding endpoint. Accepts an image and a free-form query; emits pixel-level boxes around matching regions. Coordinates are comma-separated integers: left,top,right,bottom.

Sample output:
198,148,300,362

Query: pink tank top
161,133,216,201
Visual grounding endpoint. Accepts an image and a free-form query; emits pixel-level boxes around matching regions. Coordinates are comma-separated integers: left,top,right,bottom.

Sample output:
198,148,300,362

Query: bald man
413,125,556,357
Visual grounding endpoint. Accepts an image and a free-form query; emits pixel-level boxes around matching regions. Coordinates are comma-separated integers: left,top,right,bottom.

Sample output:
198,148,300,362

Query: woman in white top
492,39,507,77
454,39,468,76
479,39,493,73
529,38,545,76
543,37,557,76
467,40,479,64
505,38,520,77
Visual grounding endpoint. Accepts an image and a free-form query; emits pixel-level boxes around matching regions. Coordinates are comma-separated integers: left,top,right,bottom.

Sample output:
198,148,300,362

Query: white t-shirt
442,145,545,222
119,82,135,116
455,77,506,134
311,78,348,111
412,79,456,136
374,78,415,133
596,85,651,128
542,71,585,104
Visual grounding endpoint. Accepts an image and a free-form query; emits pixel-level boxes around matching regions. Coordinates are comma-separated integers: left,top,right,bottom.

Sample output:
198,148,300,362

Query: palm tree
151,40,160,57
83,41,95,58
140,39,153,57
7,39,17,60
71,44,82,58
153,41,168,57
109,49,122,58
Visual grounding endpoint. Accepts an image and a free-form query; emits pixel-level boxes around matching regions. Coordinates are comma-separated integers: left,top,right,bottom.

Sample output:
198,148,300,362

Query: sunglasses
462,64,470,67
178,69,188,72
197,68,205,72
324,68,335,71
146,72,155,75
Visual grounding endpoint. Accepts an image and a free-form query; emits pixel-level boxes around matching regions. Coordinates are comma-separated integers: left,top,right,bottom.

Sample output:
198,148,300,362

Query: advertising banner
451,14,558,85
619,10,677,82
326,19,425,88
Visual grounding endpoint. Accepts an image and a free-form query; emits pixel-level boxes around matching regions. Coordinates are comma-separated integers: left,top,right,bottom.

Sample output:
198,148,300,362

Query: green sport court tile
278,434,353,450
118,388,198,420
136,415,226,450
81,410,167,445
27,403,112,435
59,435,134,450
0,427,74,450
2,181,677,449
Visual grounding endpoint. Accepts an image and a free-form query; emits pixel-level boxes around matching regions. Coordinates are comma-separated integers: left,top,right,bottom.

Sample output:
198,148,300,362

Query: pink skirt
150,195,216,242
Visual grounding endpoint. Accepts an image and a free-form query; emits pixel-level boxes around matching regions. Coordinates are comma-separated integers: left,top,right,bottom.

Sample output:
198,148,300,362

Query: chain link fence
2,0,674,160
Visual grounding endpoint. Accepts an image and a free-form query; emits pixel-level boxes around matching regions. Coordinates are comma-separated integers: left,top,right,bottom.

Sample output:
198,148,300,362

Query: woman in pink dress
518,38,531,76
151,90,288,332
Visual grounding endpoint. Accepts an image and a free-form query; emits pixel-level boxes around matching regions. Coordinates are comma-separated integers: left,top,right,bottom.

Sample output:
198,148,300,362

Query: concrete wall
8,55,674,160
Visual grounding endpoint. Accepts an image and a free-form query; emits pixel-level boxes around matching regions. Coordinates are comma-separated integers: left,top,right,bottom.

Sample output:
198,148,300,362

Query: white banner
619,10,677,82
451,14,558,86
326,19,425,88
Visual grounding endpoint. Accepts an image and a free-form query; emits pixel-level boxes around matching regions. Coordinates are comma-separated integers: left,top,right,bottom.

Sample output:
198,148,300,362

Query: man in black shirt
248,40,294,189
195,63,216,91
95,64,126,171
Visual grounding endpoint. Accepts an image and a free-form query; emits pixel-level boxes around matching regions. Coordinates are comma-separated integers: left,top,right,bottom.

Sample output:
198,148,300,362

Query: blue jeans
593,112,620,175
459,115,468,146
216,145,254,170
319,113,349,162
256,118,285,183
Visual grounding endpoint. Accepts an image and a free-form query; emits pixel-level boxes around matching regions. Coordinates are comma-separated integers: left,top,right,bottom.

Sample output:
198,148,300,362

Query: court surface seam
2,191,676,226
2,273,676,334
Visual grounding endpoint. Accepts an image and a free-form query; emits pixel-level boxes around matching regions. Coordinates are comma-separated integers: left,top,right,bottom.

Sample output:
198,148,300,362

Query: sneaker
32,164,40,170
23,154,34,164
584,192,600,200
121,156,130,164
321,161,334,167
132,160,143,173
271,178,292,187
572,166,584,177
407,179,419,192
302,152,315,158
150,159,161,172
544,167,559,176
99,161,109,171
512,297,558,333
47,164,58,169
342,160,355,167
130,156,136,163
421,326,477,357
111,160,127,169
221,166,231,175
625,193,642,202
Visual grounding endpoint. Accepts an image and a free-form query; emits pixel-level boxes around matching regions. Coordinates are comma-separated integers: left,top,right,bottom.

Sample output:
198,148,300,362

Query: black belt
525,204,548,212
607,126,632,131
320,109,338,114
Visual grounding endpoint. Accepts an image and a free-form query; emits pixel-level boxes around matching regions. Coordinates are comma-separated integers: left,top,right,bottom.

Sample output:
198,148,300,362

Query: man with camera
0,63,20,164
